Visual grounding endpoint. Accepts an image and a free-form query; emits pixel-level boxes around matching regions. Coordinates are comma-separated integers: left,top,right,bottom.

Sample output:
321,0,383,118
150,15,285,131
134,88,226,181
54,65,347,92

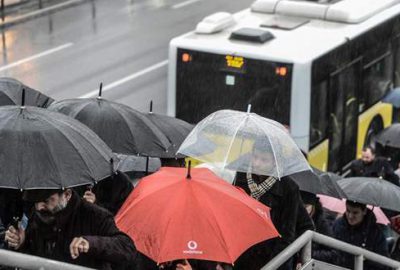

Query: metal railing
262,230,400,270
0,248,94,270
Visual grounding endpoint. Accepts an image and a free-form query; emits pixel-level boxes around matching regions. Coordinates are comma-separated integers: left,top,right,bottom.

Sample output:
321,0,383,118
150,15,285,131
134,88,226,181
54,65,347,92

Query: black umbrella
375,124,400,148
0,77,54,107
382,87,400,108
0,106,116,189
289,169,347,199
338,177,400,211
116,153,161,173
147,101,193,157
48,96,171,157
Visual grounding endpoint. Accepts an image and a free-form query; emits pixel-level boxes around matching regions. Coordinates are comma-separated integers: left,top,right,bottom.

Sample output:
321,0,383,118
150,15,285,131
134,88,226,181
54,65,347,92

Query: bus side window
395,37,400,87
310,80,328,147
363,53,393,107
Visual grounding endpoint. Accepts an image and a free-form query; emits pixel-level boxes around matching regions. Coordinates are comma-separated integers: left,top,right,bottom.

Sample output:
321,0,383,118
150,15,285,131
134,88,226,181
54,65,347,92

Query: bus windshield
176,49,293,124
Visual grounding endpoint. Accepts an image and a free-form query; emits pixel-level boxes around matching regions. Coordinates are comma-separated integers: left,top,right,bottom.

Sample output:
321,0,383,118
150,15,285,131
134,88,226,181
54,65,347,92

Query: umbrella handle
187,160,191,179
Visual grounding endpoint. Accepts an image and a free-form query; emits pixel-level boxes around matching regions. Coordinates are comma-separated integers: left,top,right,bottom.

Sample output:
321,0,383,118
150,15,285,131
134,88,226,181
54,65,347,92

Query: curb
0,0,89,29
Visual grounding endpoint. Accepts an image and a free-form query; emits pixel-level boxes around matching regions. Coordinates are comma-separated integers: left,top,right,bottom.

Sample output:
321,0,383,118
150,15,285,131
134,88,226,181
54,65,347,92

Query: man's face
345,204,366,226
305,204,315,217
35,191,70,223
251,150,274,174
361,149,375,164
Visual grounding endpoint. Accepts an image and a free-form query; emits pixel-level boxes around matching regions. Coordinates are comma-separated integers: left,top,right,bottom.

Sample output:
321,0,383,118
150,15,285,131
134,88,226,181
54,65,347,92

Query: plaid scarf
247,172,277,200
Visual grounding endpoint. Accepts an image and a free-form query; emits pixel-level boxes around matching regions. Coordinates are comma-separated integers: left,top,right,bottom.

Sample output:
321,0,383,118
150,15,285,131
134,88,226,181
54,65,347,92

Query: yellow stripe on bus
357,102,392,158
308,139,329,171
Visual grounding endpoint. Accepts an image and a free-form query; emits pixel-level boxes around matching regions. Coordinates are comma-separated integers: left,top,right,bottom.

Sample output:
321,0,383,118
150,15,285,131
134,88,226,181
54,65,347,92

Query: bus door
328,59,361,172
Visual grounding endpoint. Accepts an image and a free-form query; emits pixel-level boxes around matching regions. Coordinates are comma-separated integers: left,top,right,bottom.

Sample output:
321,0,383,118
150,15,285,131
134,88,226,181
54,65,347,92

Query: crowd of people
0,144,400,270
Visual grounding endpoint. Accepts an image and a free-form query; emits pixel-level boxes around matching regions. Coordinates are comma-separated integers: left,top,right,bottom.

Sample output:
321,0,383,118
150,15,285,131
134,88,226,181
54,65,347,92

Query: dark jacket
234,173,303,270
21,192,137,269
311,202,337,263
349,157,399,186
93,171,133,215
75,171,134,216
333,209,389,270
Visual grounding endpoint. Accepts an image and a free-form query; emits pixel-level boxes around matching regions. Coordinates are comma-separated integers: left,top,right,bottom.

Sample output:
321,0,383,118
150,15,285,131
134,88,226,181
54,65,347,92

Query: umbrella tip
149,100,153,114
186,160,191,179
247,104,251,113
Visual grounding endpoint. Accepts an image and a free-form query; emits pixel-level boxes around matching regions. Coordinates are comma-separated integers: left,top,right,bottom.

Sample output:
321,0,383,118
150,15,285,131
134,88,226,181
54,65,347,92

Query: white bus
167,0,400,172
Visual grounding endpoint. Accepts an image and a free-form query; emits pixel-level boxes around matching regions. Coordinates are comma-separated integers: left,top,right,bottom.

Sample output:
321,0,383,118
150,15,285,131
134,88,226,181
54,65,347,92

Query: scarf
247,172,277,200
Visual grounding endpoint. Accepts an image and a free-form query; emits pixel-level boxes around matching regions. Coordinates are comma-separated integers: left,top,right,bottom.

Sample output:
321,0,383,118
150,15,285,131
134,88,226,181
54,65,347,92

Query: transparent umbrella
178,109,310,178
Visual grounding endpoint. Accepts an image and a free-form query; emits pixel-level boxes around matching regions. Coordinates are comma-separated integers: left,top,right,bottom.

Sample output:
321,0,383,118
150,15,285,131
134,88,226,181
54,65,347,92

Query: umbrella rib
221,115,248,171
38,112,97,186
253,117,281,178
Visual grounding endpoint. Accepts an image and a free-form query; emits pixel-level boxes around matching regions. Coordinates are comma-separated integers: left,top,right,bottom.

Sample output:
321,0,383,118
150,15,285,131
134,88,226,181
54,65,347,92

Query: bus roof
170,0,400,63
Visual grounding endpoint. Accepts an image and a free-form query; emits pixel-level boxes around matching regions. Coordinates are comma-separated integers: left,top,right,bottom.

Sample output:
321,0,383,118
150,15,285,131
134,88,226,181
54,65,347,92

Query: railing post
300,240,312,264
354,254,364,270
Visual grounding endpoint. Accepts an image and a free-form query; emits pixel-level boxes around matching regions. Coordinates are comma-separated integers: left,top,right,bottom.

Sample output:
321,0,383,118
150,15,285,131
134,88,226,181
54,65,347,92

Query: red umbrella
115,167,279,264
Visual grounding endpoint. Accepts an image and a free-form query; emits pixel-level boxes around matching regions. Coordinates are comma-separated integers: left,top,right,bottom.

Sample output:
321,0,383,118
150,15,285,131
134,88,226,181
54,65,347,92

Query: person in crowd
349,146,399,186
233,139,306,270
79,170,133,216
333,200,389,270
300,191,337,263
4,188,137,269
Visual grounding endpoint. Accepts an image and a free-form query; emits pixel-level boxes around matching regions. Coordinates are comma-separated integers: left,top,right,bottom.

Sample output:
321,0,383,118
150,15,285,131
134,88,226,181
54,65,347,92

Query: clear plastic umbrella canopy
178,109,311,178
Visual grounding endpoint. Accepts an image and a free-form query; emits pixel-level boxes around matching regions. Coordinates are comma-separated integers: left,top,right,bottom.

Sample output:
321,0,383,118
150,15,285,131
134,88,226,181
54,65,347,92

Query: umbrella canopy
116,153,161,173
48,98,172,157
290,169,347,199
382,87,400,108
0,106,116,189
318,195,389,225
338,177,400,211
0,77,54,107
374,124,400,148
178,109,310,177
146,112,193,157
115,167,279,264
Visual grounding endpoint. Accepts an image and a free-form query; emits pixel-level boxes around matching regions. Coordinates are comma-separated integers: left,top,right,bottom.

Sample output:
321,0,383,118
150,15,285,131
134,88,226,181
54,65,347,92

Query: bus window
328,60,360,172
363,54,393,107
395,37,400,87
176,49,292,124
310,80,328,147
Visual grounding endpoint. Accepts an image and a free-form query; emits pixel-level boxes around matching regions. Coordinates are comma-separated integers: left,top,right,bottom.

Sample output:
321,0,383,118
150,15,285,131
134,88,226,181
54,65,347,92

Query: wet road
0,0,253,113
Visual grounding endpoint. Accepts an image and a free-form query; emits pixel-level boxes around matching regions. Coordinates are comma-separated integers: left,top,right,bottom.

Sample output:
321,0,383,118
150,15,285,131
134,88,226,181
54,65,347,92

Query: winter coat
349,157,399,186
333,209,389,270
92,171,133,215
311,203,337,263
233,173,303,270
75,170,134,216
21,191,137,269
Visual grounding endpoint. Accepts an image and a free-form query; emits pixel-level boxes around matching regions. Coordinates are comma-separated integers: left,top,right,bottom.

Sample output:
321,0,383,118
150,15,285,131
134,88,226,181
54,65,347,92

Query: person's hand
70,237,90,259
83,190,96,204
176,259,192,270
4,224,25,250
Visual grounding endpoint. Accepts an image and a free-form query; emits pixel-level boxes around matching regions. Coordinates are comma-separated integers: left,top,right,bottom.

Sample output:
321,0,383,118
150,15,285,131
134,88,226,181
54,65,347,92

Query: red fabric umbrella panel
115,167,279,264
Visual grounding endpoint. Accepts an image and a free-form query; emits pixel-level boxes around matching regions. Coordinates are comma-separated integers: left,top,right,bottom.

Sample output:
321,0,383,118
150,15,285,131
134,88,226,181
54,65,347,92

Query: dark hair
362,146,375,155
346,200,367,210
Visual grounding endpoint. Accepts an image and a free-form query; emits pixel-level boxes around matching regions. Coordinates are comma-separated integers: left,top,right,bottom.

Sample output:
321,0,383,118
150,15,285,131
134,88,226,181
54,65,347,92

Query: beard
35,199,68,224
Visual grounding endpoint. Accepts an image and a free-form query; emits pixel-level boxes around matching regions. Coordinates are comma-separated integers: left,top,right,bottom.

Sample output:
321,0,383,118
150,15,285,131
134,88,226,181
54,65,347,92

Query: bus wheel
365,115,384,147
